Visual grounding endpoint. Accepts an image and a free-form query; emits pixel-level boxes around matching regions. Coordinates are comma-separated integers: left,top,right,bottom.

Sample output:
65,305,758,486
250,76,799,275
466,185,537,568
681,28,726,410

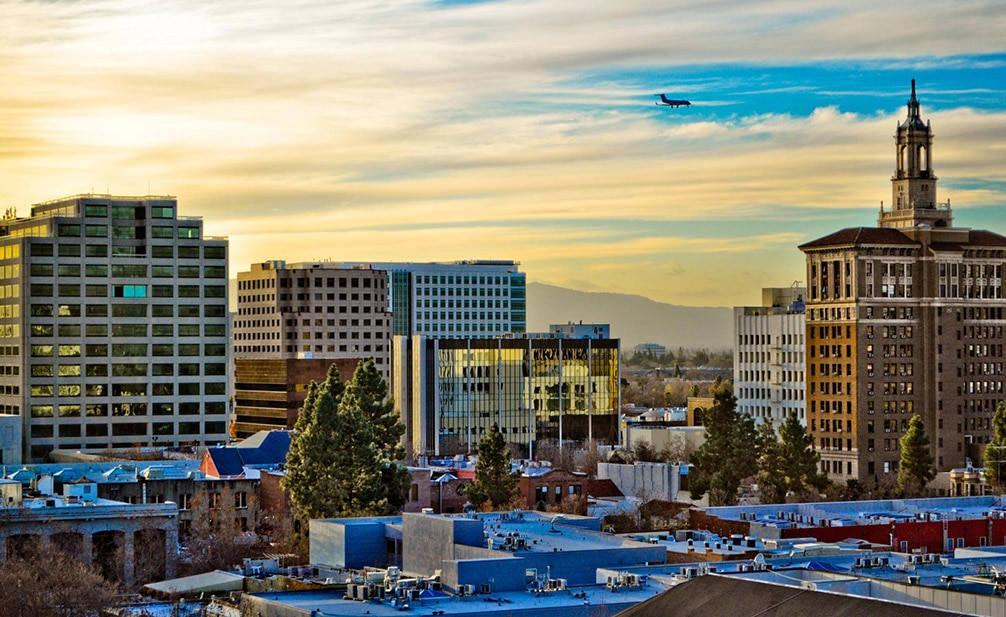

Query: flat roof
249,583,663,617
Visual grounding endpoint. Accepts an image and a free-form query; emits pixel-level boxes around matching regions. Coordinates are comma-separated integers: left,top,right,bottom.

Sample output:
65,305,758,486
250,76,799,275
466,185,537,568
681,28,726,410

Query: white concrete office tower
341,260,526,339
733,287,807,428
0,195,230,462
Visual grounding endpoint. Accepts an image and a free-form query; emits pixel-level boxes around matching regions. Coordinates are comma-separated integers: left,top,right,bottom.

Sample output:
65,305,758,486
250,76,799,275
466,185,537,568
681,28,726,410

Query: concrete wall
0,415,21,464
597,462,679,501
402,513,483,577
310,519,392,569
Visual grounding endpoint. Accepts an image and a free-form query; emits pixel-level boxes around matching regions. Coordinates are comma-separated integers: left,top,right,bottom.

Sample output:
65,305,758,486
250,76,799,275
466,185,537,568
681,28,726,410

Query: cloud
0,0,1005,305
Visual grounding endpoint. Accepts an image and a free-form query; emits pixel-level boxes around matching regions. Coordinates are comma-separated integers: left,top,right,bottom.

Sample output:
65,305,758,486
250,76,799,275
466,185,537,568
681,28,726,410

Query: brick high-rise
800,81,1006,485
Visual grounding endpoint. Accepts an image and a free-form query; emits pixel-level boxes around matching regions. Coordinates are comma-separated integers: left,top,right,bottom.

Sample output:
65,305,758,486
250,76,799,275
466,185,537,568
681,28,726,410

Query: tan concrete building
233,261,391,371
800,81,1006,485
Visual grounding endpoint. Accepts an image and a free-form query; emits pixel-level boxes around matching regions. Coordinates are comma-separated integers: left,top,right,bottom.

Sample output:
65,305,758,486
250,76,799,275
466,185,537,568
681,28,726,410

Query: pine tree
985,402,1006,489
282,361,404,522
689,388,760,506
777,412,827,499
340,360,411,512
756,422,787,504
464,423,519,510
898,414,936,496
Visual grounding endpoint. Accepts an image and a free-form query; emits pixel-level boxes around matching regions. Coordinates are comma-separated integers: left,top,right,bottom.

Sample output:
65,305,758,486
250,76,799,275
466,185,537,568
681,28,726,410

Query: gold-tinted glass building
393,336,620,456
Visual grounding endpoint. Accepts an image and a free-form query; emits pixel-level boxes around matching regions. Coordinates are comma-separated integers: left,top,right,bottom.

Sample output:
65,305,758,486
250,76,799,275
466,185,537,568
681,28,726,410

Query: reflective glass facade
399,336,619,456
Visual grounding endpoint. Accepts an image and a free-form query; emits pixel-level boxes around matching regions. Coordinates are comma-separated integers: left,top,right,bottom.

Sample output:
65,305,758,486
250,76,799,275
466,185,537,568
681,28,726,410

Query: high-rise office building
232,261,392,435
393,335,620,456
733,287,806,428
343,260,526,338
232,261,391,366
0,195,230,461
800,81,1006,484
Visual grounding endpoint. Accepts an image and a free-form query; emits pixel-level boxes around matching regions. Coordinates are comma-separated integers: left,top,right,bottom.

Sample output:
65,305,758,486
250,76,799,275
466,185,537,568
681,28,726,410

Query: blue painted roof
206,430,291,477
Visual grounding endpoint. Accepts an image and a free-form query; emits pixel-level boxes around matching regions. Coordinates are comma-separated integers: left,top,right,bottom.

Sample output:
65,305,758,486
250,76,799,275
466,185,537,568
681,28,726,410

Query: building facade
800,81,1006,484
231,357,360,436
0,195,229,462
232,261,391,369
732,287,807,428
547,322,610,339
393,335,620,456
345,260,526,338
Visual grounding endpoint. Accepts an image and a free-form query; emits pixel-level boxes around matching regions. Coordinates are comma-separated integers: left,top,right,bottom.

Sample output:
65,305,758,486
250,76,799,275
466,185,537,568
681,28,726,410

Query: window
178,285,199,298
85,205,107,217
152,324,173,336
58,344,81,357
111,206,139,219
179,305,199,317
58,224,81,237
178,246,199,259
178,266,200,278
113,284,147,298
58,264,80,277
152,305,173,318
85,344,107,357
58,284,80,297
112,324,146,337
112,264,147,277
30,264,53,276
151,226,174,239
151,206,174,218
153,266,174,278
58,244,80,257
178,324,200,336
30,243,53,257
85,225,107,237
152,285,173,298
85,244,107,257
204,246,225,259
112,344,146,357
85,304,108,317
85,284,107,297
111,304,147,317
31,344,53,357
178,227,200,239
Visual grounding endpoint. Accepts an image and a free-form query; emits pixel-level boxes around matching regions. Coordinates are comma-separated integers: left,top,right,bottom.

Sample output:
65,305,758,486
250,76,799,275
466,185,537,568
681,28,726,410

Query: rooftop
697,495,1006,529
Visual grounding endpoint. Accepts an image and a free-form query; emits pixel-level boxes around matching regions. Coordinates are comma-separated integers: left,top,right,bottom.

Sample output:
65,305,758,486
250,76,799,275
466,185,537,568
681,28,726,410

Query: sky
2,0,1005,307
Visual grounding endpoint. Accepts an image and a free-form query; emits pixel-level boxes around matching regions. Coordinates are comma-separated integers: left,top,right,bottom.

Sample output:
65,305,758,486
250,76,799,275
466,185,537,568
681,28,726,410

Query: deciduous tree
0,543,117,617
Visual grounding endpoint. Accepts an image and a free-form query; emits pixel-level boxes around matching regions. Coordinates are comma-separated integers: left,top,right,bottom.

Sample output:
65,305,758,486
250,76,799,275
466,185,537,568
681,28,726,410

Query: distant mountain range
527,283,732,350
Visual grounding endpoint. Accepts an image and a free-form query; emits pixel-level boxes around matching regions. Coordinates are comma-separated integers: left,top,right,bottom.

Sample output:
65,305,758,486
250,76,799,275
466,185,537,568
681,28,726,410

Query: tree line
689,388,938,506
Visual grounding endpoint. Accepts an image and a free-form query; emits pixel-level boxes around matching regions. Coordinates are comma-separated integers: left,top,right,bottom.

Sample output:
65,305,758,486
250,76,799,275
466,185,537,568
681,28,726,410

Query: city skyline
2,1,1005,306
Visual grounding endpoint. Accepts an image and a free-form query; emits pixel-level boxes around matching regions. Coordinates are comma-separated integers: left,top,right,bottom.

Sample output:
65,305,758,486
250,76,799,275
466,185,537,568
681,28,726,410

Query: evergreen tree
283,362,406,523
464,423,519,510
341,360,411,512
898,414,936,496
776,412,828,499
689,389,760,506
756,422,787,504
984,403,1006,489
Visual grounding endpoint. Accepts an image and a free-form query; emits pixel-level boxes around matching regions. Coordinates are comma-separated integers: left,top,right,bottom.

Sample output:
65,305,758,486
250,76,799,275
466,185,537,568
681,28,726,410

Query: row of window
28,362,225,377
30,343,227,357
30,401,226,417
59,222,200,239
30,323,225,337
30,263,225,278
29,382,225,396
80,204,175,219
32,283,225,298
30,302,225,318
30,243,222,259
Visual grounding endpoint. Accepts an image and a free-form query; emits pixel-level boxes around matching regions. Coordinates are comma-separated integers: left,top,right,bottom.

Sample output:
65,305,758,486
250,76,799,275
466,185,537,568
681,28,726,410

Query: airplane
655,94,691,108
